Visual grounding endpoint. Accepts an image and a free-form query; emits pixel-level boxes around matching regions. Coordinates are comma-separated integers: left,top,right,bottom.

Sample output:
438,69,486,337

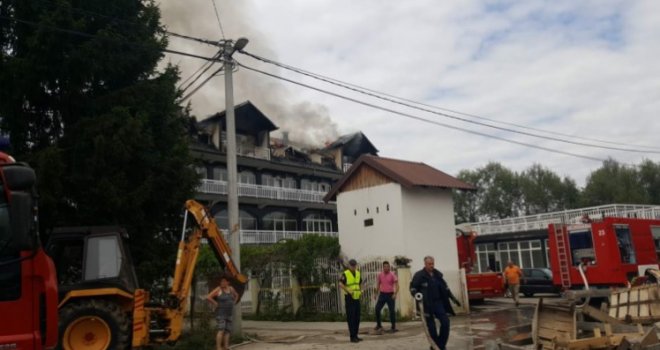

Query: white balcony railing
464,204,660,236
238,230,338,244
198,179,329,203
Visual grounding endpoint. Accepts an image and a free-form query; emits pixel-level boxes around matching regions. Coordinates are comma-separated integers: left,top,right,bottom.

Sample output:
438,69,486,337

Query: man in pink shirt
374,261,398,332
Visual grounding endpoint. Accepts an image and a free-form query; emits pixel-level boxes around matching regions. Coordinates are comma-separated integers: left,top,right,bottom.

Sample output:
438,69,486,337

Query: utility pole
222,37,248,335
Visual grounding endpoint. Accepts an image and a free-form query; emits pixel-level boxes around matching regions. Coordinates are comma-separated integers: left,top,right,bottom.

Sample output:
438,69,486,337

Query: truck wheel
58,299,130,350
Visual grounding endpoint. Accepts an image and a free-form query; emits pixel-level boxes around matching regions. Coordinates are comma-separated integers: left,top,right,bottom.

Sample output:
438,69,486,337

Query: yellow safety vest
344,270,361,300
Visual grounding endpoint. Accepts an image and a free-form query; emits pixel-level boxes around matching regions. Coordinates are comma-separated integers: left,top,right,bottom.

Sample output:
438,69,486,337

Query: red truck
0,152,58,349
547,216,660,290
456,229,505,301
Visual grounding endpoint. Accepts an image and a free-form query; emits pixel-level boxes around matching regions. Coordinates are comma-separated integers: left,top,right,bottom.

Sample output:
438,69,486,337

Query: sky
157,1,660,187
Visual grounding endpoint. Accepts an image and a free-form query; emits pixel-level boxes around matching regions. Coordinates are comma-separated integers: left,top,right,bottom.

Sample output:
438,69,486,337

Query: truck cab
0,157,58,349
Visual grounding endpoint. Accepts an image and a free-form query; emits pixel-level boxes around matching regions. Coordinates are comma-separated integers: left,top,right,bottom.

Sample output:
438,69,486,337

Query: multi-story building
189,101,378,244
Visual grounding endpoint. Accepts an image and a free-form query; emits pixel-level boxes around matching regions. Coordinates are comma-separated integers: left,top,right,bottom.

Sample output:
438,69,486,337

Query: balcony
238,230,338,244
221,141,271,161
198,179,329,203
342,162,352,173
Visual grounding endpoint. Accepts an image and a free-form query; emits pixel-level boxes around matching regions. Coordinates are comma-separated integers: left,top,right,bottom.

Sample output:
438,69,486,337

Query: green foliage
240,236,340,318
519,164,579,215
582,159,649,206
455,159,660,222
0,0,199,290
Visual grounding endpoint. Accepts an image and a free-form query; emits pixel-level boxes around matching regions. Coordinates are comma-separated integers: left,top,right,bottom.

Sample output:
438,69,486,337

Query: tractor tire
57,299,131,350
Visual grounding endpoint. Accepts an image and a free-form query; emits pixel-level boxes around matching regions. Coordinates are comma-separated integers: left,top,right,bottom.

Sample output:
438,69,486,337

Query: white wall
336,183,404,260
401,187,463,309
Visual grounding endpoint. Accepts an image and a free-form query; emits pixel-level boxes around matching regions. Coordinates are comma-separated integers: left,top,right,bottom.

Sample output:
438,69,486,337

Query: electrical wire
211,0,226,39
0,15,216,62
180,66,225,102
239,50,660,153
236,61,611,163
179,51,222,94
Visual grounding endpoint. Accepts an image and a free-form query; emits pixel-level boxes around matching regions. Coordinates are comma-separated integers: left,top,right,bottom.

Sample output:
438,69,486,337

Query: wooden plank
583,305,625,325
576,321,647,334
640,327,659,347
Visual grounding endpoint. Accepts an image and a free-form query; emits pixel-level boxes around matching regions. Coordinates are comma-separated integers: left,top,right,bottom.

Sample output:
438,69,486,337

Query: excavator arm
144,200,247,345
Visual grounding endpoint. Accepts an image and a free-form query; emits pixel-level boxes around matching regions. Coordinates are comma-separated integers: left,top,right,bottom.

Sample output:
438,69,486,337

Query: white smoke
157,0,339,147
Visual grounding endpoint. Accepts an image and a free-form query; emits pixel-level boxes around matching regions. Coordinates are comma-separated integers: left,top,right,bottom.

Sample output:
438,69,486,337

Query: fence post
249,277,259,315
395,267,414,319
291,276,301,314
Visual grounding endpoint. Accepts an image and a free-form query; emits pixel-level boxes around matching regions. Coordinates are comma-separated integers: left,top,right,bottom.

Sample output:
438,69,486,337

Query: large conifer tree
0,0,199,287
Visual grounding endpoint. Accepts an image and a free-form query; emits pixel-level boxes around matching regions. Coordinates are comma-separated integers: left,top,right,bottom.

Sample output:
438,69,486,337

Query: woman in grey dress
206,277,239,350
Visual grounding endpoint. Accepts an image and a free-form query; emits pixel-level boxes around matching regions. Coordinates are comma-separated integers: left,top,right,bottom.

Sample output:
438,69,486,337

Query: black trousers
345,296,361,339
375,292,396,328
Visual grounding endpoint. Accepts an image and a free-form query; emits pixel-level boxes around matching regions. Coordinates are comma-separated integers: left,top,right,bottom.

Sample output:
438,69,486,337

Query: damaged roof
324,155,476,201
197,100,278,133
324,132,378,156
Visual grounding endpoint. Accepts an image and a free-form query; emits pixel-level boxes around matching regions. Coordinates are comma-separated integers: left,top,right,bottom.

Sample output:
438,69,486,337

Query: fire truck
547,216,660,290
456,228,505,301
0,152,59,349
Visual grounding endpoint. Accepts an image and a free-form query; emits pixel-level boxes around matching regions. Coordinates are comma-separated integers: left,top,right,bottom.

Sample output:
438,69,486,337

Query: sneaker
388,328,398,333
374,326,383,331
350,338,359,343
356,337,363,341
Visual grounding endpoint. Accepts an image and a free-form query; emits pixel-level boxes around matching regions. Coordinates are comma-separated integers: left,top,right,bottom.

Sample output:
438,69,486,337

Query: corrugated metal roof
324,155,476,201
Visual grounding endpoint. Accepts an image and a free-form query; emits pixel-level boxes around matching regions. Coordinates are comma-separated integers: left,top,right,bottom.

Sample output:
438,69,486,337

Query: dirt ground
232,297,544,349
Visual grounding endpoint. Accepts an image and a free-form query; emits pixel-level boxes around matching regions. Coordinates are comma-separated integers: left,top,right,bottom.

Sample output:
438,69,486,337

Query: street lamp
222,37,247,335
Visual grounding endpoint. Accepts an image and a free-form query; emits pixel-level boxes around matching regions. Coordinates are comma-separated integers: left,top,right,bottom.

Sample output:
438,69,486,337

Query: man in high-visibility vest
340,258,363,343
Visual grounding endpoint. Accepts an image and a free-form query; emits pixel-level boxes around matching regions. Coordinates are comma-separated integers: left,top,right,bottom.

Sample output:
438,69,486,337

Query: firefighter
410,256,460,350
339,259,363,343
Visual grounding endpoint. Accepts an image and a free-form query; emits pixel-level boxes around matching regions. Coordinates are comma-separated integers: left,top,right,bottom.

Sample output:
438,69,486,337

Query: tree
518,164,579,214
638,159,660,205
0,0,199,288
582,159,648,206
453,169,480,224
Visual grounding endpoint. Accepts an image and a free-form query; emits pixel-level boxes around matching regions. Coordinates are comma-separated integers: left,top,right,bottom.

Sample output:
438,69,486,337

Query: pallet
533,298,577,350
609,285,660,325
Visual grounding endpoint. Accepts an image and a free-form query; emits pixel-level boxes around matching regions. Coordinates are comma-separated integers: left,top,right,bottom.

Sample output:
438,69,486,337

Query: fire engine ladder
554,225,572,289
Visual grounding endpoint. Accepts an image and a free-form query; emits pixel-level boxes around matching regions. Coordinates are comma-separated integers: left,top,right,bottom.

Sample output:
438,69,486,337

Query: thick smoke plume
157,0,339,147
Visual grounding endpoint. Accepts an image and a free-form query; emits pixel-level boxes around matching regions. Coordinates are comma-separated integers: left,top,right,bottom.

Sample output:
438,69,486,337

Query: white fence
236,257,393,315
239,230,338,244
198,179,330,203
465,204,660,235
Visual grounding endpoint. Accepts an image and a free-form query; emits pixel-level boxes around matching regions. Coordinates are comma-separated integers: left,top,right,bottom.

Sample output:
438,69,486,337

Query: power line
239,50,660,153
236,61,611,163
211,0,226,39
180,67,225,102
179,51,222,93
0,15,216,62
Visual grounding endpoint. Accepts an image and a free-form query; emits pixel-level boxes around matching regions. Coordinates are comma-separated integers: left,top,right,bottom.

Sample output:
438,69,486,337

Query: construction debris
495,283,660,350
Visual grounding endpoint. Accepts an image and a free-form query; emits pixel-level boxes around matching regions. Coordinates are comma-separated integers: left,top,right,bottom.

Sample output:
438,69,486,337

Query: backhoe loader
45,200,247,349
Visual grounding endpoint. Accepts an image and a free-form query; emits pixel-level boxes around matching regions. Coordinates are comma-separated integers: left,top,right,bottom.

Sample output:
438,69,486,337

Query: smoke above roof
158,0,339,148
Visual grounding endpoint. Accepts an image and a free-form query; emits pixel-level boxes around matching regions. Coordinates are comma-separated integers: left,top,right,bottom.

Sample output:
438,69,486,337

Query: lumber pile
609,284,660,325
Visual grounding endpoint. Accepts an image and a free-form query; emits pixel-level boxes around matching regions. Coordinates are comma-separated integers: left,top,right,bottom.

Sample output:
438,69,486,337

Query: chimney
282,131,289,146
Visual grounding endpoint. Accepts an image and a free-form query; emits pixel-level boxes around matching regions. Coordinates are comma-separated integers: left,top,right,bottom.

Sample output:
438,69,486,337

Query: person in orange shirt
504,261,522,307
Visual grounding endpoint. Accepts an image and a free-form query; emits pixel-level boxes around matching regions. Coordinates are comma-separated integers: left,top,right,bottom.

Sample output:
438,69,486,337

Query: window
85,236,122,280
196,166,208,178
476,243,498,272
652,227,660,260
48,239,85,285
531,269,547,279
214,210,257,230
614,225,636,264
364,218,374,227
494,240,545,270
568,229,595,265
263,211,297,231
303,213,333,233
212,167,228,181
238,171,256,185
262,174,296,189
